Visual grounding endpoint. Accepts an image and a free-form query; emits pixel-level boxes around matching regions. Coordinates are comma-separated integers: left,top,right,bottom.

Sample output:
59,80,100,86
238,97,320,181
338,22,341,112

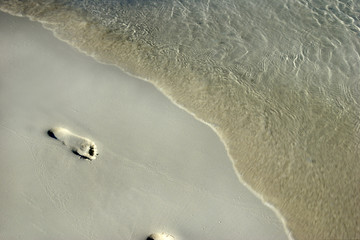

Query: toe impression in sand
147,233,175,240
48,127,98,160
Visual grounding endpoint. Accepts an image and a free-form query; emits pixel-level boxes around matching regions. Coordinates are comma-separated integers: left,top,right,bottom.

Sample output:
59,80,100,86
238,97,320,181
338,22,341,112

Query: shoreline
2,13,284,239
35,11,294,239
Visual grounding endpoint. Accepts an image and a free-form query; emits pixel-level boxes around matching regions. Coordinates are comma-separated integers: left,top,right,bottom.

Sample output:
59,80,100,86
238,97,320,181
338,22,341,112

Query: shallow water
1,0,359,239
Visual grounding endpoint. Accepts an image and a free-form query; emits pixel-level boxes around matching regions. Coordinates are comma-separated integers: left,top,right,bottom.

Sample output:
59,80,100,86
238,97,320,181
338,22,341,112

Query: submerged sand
0,12,289,239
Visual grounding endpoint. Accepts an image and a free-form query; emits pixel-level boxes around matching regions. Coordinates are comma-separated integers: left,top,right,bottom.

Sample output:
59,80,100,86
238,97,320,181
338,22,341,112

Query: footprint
147,233,175,240
48,127,98,160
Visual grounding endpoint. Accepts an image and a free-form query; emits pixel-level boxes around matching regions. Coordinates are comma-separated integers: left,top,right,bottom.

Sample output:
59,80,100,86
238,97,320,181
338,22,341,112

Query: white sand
0,12,288,239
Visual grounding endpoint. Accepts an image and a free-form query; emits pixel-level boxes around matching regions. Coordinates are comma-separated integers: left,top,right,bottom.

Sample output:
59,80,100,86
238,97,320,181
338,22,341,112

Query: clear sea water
1,0,359,239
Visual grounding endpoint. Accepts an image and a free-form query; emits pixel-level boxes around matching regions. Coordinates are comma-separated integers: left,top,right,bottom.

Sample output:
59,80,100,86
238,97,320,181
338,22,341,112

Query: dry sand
0,12,288,239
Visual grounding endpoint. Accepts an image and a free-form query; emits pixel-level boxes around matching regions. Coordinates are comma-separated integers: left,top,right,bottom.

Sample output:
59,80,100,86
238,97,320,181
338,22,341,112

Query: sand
0,12,289,239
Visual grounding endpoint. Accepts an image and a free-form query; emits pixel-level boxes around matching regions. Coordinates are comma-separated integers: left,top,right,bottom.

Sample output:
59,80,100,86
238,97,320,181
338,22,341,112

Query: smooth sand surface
0,12,288,239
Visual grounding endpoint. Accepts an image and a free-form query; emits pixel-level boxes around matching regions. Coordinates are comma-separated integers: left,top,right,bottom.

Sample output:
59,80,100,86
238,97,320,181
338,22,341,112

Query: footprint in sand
147,233,175,240
48,127,98,160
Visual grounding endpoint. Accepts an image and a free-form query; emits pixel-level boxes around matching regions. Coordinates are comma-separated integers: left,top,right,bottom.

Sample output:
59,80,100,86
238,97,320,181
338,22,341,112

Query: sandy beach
0,12,289,239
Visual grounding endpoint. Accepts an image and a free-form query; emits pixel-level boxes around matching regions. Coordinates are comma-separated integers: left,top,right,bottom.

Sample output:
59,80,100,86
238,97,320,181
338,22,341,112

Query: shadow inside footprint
47,129,57,139
71,150,92,161
89,145,95,157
